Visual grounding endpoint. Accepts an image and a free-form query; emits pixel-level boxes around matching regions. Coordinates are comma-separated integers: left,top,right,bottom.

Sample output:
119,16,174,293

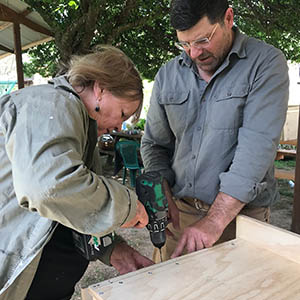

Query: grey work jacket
0,76,137,295
141,28,289,207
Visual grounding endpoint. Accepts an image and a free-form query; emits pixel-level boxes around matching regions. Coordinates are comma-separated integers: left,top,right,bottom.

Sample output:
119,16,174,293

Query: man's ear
224,7,234,29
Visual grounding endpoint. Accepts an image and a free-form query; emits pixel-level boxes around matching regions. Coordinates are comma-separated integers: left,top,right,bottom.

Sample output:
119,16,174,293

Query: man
141,0,289,262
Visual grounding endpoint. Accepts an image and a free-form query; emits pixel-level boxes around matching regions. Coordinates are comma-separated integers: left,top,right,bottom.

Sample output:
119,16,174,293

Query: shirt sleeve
219,48,289,203
7,89,137,236
141,76,176,186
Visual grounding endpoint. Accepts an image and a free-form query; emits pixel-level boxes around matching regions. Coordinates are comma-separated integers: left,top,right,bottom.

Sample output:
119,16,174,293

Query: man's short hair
170,0,229,31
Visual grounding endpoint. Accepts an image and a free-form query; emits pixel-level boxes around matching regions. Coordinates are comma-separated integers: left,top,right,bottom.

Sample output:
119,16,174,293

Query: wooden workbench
82,216,300,300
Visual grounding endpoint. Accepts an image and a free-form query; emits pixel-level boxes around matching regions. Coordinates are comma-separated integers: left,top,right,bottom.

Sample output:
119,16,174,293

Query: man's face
176,8,234,77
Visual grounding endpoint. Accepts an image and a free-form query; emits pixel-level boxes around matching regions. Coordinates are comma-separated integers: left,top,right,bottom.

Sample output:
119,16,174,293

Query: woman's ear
93,81,103,100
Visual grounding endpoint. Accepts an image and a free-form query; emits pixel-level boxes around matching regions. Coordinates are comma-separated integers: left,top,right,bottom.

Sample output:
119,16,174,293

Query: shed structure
0,0,53,89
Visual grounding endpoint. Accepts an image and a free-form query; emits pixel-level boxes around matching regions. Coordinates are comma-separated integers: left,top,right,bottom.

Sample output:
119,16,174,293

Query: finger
127,251,154,271
171,235,187,258
186,237,196,253
195,238,205,251
135,254,154,268
121,201,149,228
121,219,136,228
133,221,145,229
118,265,135,275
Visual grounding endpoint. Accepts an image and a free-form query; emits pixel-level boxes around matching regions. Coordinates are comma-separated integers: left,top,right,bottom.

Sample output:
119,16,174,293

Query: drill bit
159,248,163,262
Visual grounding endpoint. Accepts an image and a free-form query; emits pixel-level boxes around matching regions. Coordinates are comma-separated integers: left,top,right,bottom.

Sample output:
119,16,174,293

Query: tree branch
105,4,170,43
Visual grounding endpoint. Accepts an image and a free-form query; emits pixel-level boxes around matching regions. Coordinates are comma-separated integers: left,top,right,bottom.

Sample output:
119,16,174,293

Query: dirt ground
71,161,295,300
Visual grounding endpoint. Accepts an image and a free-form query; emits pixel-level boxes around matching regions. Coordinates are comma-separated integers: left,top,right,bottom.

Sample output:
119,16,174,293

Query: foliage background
22,0,300,80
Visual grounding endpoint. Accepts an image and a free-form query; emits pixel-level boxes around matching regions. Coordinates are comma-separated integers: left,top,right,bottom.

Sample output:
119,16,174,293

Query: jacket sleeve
5,89,137,236
219,48,289,203
141,75,176,186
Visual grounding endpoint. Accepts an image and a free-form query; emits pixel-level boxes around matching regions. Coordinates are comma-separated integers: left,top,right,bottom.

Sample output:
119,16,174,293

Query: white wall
0,54,49,85
288,63,300,105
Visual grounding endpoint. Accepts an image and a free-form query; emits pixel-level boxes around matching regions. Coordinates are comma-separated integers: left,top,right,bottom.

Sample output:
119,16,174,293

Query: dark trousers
25,224,89,300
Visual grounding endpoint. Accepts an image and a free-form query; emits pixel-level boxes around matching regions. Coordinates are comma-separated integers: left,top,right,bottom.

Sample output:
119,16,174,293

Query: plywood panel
83,237,300,299
237,215,300,264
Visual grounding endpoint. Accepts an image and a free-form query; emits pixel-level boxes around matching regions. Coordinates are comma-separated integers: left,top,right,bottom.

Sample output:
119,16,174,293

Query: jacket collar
48,75,80,98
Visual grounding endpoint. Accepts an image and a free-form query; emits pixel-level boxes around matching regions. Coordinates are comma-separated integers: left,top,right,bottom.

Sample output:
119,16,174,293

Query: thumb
135,200,149,227
121,200,148,228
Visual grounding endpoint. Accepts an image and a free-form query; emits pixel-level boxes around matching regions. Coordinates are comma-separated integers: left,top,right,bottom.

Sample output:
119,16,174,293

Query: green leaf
68,1,78,9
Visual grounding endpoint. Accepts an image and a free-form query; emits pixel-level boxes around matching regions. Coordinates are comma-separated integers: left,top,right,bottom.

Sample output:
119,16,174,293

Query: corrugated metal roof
0,0,53,59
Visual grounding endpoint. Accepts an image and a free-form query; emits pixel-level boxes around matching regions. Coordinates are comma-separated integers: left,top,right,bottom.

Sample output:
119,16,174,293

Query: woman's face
94,89,140,136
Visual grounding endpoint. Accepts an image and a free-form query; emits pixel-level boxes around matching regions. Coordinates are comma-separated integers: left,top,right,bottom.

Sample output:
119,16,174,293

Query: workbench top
82,216,300,300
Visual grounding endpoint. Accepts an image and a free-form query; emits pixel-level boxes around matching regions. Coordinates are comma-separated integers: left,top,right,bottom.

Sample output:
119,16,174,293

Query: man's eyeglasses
175,23,219,51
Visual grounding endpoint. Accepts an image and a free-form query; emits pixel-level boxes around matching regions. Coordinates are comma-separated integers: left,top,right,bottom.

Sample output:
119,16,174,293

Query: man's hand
162,179,180,233
110,242,154,275
171,216,223,258
171,192,245,258
121,200,148,229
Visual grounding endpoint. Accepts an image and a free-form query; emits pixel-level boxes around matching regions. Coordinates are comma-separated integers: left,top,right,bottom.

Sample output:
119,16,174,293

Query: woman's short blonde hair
67,45,143,121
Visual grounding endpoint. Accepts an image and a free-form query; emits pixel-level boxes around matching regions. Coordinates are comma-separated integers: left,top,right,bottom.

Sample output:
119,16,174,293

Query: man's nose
189,46,203,60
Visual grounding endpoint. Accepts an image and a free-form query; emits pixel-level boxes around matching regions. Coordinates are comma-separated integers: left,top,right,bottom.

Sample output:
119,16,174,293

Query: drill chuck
136,171,168,249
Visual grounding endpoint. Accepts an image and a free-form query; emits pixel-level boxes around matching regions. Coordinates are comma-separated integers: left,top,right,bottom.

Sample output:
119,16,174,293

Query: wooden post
291,106,300,233
13,22,24,89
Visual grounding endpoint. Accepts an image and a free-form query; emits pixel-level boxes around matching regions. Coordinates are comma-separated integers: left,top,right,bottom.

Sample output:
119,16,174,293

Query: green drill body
136,172,169,250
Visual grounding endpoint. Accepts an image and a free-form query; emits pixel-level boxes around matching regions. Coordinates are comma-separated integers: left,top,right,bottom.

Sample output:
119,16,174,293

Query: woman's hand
121,200,148,228
110,242,154,274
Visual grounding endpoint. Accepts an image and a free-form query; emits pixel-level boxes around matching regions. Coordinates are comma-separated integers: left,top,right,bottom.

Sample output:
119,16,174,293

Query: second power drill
136,171,169,261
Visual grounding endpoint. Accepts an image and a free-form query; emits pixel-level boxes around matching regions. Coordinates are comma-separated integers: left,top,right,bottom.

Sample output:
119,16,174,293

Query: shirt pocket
210,84,248,130
159,91,190,132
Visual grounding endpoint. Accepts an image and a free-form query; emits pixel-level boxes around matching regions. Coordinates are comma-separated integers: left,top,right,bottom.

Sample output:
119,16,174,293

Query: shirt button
197,126,202,131
227,92,232,96
188,183,192,188
192,155,196,159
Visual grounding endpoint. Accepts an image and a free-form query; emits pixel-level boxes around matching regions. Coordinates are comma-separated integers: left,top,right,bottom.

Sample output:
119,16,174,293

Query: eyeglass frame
175,23,219,51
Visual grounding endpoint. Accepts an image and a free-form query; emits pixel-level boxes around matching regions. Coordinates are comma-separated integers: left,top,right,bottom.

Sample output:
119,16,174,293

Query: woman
0,45,152,300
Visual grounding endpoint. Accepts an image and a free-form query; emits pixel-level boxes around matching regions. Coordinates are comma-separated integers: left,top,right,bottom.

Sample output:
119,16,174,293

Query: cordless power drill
136,171,169,260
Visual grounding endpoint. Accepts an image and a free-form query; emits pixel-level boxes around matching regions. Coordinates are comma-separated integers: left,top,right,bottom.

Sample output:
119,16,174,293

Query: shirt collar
178,51,193,68
229,27,248,59
177,26,248,68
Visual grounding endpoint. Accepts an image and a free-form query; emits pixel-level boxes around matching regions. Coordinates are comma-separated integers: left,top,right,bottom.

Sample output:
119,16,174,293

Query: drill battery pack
72,230,115,261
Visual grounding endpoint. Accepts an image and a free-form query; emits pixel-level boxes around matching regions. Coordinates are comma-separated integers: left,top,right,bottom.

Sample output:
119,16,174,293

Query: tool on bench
136,171,169,262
